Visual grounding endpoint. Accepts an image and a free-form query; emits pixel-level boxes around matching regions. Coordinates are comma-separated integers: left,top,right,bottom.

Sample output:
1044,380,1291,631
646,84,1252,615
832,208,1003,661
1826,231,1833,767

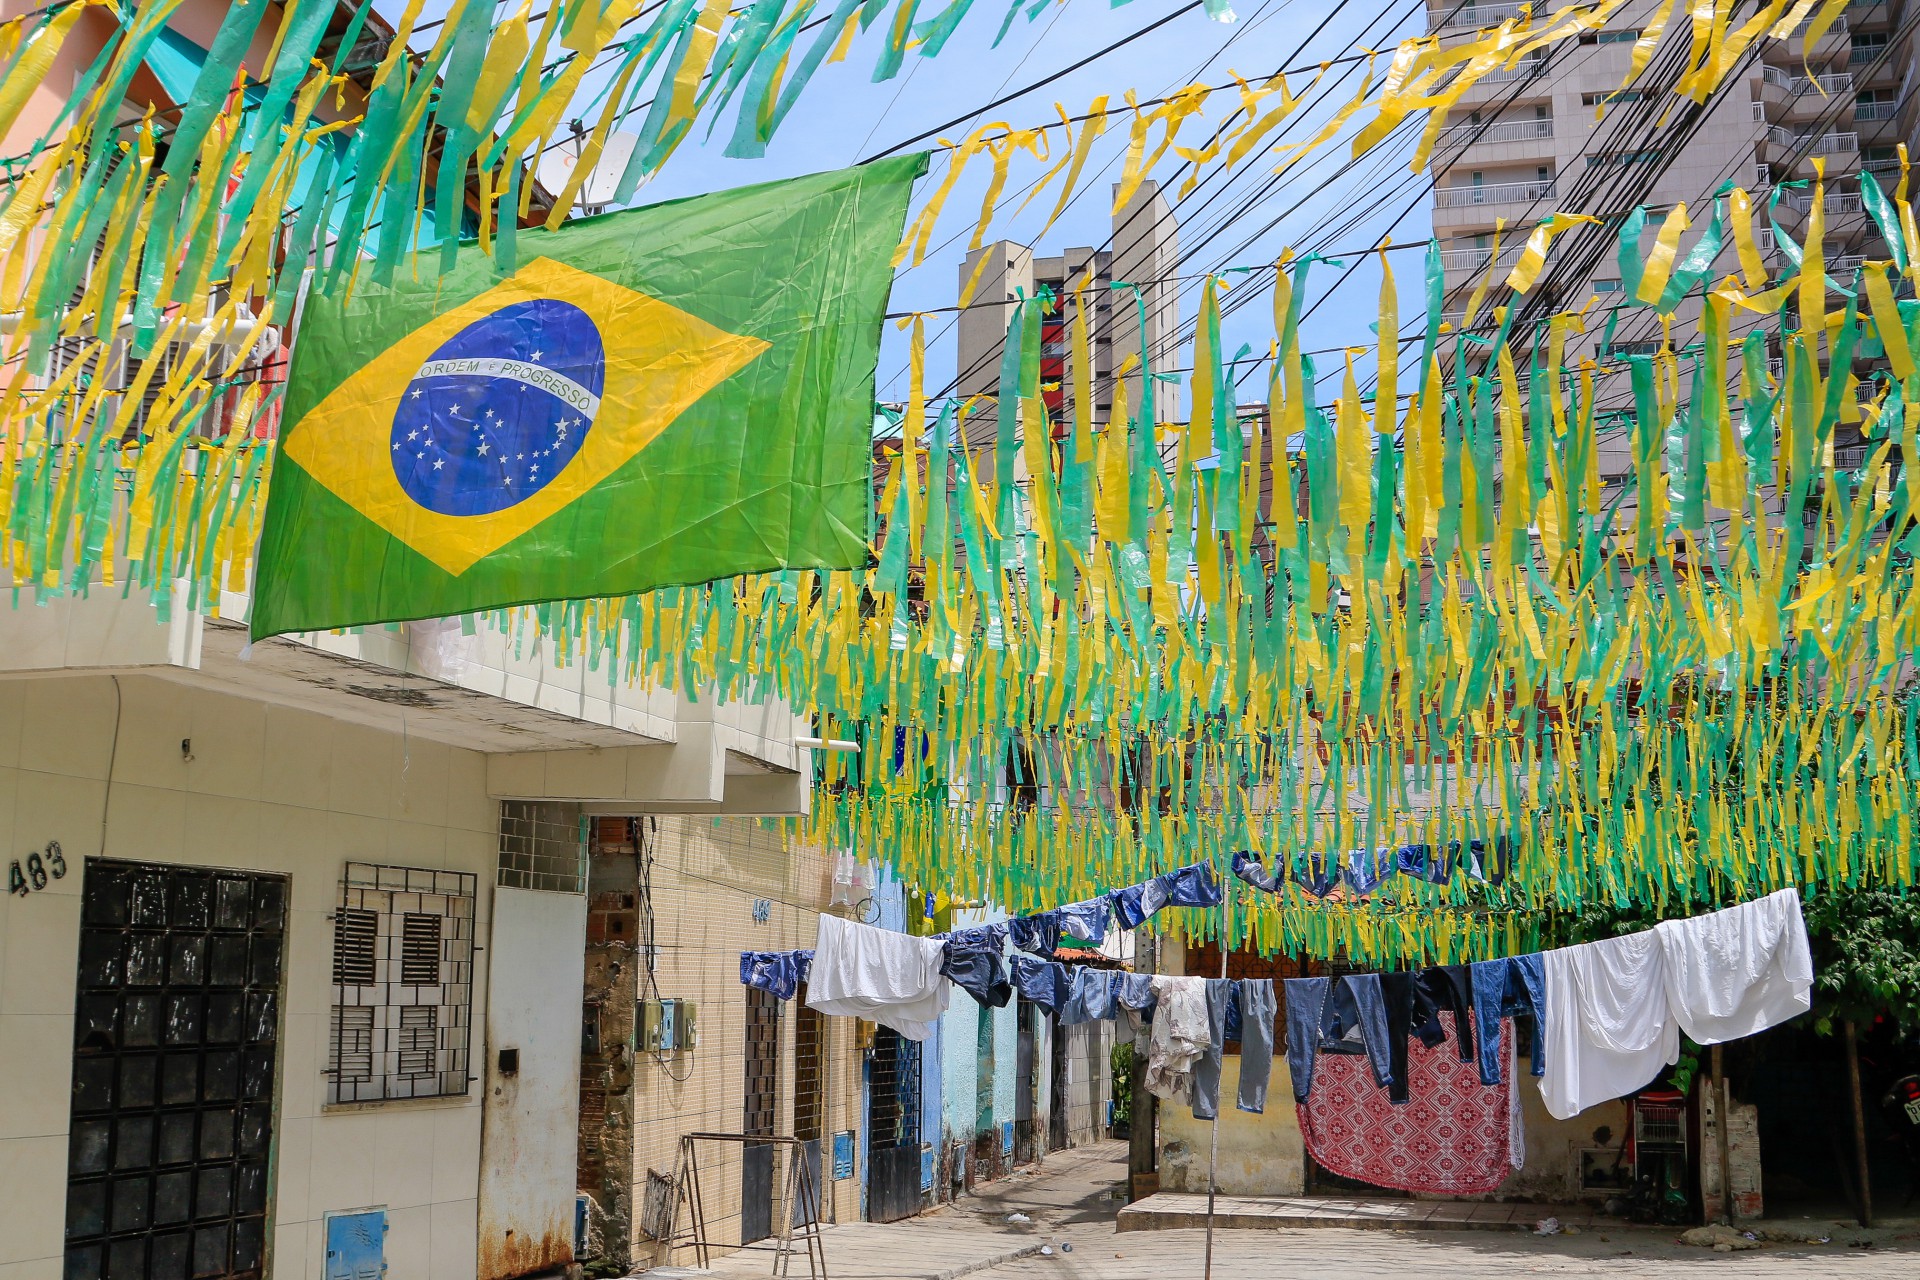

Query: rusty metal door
792,997,826,1227
741,986,781,1244
63,858,286,1280
477,885,588,1279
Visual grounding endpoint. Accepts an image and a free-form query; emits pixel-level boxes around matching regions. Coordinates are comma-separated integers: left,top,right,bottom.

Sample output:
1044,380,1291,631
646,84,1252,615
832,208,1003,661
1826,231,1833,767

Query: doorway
1048,1021,1070,1150
792,993,826,1227
63,859,288,1280
742,986,781,1244
1014,1004,1038,1163
866,1027,923,1222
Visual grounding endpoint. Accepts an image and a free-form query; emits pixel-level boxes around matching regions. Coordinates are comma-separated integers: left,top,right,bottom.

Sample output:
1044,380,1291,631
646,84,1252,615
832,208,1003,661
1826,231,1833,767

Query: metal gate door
1048,1020,1070,1150
1014,1005,1037,1163
866,1028,923,1222
64,859,288,1279
741,986,780,1244
792,996,826,1227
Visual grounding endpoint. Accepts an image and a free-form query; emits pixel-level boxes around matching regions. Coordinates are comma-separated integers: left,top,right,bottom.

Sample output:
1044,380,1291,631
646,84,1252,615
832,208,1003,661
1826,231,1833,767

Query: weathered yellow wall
1157,1058,1307,1195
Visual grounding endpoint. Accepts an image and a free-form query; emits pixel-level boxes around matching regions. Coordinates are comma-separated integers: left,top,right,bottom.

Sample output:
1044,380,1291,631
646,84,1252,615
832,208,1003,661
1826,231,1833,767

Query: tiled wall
624,816,865,1266
0,674,501,1280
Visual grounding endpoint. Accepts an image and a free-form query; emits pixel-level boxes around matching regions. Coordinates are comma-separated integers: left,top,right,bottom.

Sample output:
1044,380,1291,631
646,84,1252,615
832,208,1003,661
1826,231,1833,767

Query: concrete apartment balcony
1431,115,1554,166
1433,176,1556,215
1457,58,1551,101
1760,125,1859,175
1429,1,1531,33
1436,244,1526,284
1776,12,1850,62
1754,66,1857,122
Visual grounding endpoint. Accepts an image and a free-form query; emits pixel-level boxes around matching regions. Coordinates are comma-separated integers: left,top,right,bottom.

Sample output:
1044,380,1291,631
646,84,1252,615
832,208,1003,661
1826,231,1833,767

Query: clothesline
1233,839,1515,901
1280,888,1813,1127
740,858,1226,1004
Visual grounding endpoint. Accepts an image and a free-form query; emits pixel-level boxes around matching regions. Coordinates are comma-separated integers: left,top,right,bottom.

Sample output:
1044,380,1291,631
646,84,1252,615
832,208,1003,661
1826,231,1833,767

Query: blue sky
410,0,1436,416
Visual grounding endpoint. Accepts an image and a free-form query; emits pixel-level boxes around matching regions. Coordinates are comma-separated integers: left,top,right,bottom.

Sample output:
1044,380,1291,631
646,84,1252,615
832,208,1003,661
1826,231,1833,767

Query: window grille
497,800,586,892
326,863,476,1104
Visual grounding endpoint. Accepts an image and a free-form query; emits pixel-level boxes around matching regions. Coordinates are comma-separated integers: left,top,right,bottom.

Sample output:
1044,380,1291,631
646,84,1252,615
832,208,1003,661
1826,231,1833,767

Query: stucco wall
0,673,503,1280
623,819,867,1264
1158,1057,1307,1194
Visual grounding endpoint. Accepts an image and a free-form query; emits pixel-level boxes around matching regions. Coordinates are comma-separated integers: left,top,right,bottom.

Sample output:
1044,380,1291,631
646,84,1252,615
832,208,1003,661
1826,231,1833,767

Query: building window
1581,27,1642,43
1856,89,1897,120
1851,32,1887,63
1611,340,1661,357
497,800,586,892
1593,278,1624,293
1586,149,1660,166
1582,89,1649,105
327,863,477,1104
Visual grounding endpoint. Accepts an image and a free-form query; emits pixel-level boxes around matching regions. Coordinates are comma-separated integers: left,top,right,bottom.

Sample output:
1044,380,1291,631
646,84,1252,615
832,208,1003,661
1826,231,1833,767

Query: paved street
675,1142,1920,1280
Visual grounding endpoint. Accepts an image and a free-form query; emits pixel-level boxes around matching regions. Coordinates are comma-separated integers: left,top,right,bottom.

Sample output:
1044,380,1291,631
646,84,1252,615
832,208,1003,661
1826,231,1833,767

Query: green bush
1111,1040,1136,1129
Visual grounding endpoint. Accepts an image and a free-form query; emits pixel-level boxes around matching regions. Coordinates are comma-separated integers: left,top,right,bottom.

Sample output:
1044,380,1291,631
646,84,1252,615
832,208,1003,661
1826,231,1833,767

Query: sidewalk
634,1139,1920,1280
649,1142,1131,1280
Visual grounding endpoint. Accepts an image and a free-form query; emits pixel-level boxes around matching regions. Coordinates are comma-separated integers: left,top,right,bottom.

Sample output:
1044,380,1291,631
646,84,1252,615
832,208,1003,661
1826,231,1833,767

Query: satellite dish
535,131,639,210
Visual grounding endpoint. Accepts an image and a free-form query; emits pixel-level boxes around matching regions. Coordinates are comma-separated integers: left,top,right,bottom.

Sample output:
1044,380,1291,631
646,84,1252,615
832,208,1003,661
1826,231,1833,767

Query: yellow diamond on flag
281,256,769,577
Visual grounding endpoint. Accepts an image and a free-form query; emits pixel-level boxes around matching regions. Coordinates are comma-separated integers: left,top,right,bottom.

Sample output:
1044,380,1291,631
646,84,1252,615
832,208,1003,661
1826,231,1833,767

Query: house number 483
9,842,66,897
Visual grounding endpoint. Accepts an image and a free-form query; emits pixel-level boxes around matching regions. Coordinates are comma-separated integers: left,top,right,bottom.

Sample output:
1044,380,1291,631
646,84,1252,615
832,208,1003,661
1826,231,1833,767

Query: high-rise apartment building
1428,0,1918,357
957,180,1181,447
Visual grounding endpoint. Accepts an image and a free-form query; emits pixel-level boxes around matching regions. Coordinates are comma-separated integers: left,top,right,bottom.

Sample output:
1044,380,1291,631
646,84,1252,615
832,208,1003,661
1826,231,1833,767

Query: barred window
497,800,586,892
327,863,476,1104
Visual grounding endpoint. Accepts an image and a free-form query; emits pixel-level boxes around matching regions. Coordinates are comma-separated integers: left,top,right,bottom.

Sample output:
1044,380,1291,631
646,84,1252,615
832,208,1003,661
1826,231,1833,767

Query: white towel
1654,888,1813,1044
1540,932,1680,1120
806,915,950,1041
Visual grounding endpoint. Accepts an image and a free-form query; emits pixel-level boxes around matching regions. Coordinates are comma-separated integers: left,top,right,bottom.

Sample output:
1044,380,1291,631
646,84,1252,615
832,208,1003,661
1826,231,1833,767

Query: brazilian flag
250,155,926,639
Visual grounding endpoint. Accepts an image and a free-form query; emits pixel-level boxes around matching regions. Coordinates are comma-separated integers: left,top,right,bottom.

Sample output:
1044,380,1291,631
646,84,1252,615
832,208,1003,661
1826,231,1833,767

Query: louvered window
327,864,476,1104
400,913,442,985
333,909,378,985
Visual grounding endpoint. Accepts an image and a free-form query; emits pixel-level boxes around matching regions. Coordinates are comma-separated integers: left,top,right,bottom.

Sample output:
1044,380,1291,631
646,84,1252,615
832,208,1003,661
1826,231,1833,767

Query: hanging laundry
1469,954,1547,1086
1190,978,1237,1120
1322,973,1395,1088
1653,888,1813,1044
1417,964,1477,1064
1295,851,1339,898
1282,974,1395,1099
1236,979,1278,1114
1116,971,1158,1054
1298,1015,1518,1196
941,924,1012,1007
1540,932,1679,1120
1395,843,1452,885
1008,909,1063,955
1343,847,1391,897
1060,967,1119,1025
1055,896,1113,944
1145,975,1211,1105
1115,972,1157,1012
1010,953,1070,1014
807,915,950,1041
1229,850,1283,893
740,949,813,1000
1110,861,1223,929
1380,972,1424,1105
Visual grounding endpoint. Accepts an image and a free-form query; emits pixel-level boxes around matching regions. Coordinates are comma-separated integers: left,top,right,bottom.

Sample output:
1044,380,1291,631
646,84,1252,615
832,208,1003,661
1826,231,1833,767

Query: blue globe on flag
390,298,606,517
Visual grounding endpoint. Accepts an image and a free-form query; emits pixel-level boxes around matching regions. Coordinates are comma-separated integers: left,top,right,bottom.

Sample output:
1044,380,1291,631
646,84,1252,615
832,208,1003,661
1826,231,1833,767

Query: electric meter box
639,998,699,1051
